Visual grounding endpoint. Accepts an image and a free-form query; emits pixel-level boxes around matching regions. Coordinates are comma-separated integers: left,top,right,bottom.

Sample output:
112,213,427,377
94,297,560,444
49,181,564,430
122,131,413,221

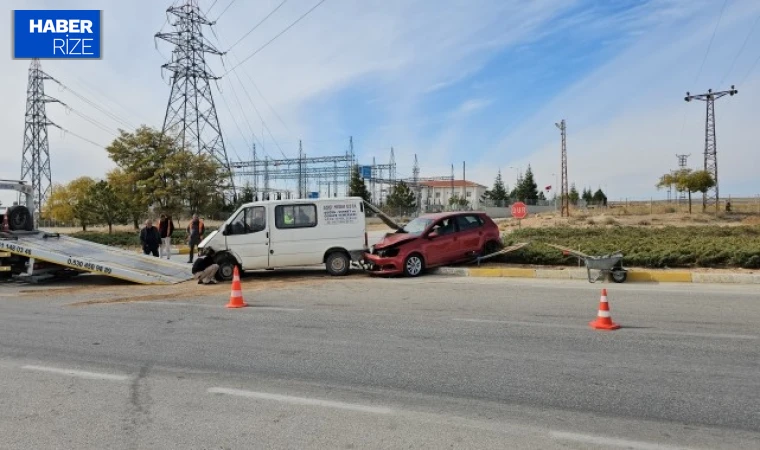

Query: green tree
657,169,714,214
107,168,148,230
85,180,128,234
568,183,580,206
238,183,255,206
386,181,416,210
581,188,593,204
486,170,509,206
592,188,607,206
46,177,96,231
348,165,371,203
169,151,226,215
519,165,539,203
537,191,546,201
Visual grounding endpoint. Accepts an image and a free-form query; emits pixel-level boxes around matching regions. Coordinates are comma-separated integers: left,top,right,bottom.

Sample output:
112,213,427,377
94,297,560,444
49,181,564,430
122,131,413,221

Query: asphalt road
1,274,759,449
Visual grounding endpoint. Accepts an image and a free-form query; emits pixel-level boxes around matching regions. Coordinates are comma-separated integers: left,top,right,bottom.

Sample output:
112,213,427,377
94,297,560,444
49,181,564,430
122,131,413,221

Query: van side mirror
223,224,232,235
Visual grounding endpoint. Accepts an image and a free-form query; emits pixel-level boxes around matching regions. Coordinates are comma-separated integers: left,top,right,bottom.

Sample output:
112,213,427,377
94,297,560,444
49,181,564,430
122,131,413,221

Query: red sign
511,202,528,220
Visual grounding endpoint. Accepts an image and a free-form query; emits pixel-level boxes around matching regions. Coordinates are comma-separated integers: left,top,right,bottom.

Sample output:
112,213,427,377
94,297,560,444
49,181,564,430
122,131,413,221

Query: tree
582,188,593,204
568,183,580,206
448,194,469,209
386,181,416,210
592,188,607,206
44,177,96,230
348,165,371,202
169,151,226,215
85,180,128,234
519,165,539,203
537,191,546,201
107,168,148,230
486,170,509,206
657,169,714,214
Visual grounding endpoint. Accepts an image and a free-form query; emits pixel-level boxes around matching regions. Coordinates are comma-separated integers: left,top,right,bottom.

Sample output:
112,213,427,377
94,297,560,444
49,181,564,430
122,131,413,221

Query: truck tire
7,206,33,231
325,252,350,276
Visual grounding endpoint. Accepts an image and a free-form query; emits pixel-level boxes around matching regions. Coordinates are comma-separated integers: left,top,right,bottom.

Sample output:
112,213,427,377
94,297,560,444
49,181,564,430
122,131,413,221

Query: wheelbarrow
545,243,628,283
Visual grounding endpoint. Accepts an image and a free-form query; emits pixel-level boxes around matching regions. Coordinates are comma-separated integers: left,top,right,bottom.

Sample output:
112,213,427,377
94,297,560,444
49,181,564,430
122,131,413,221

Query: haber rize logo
13,10,102,59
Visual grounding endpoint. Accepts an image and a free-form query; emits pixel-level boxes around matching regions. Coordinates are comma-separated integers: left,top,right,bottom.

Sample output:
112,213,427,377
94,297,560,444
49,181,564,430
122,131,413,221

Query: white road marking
453,318,758,340
21,365,130,381
549,431,693,450
207,387,394,415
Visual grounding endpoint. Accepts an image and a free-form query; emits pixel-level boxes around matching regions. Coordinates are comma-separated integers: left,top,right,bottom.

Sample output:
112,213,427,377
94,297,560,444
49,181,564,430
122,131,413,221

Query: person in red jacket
158,214,175,259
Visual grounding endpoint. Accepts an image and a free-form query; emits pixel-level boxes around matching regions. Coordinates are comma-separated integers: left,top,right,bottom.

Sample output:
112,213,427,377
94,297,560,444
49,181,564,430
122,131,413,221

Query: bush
69,228,218,247
499,225,760,269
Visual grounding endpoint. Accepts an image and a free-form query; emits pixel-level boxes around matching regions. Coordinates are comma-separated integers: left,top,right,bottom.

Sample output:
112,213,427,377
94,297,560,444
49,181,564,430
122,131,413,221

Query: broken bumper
363,252,404,275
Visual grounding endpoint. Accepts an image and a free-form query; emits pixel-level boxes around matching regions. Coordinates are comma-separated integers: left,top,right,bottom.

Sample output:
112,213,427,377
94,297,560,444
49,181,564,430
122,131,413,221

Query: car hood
373,232,419,249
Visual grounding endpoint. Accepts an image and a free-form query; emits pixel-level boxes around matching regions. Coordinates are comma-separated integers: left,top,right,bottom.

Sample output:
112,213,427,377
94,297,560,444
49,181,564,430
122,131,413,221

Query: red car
364,211,502,277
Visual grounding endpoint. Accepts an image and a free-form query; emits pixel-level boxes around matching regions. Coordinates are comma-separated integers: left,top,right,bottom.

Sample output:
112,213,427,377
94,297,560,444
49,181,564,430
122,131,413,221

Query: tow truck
0,179,192,284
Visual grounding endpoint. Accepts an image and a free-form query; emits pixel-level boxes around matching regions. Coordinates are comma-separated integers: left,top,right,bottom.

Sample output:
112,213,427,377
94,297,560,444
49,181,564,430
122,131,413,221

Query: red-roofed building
418,179,488,211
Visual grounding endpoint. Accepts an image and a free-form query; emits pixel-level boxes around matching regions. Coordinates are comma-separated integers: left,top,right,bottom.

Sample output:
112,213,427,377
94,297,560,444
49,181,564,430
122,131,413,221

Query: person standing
186,213,205,263
158,214,175,259
140,219,161,257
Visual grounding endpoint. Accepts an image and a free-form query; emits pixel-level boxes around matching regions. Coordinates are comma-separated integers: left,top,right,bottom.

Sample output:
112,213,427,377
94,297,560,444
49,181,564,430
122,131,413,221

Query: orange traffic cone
589,288,620,330
225,265,248,308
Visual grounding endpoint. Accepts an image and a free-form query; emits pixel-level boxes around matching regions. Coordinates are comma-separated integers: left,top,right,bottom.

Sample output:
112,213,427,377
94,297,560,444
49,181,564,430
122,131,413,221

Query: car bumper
363,252,404,275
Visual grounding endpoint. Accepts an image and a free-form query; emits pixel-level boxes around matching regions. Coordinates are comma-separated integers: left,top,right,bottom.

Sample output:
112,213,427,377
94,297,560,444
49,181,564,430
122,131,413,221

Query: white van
198,196,368,280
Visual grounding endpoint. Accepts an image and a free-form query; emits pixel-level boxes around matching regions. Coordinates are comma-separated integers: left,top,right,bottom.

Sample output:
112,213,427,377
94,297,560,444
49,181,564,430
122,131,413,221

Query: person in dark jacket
191,249,219,284
186,213,205,263
139,219,161,257
158,214,175,259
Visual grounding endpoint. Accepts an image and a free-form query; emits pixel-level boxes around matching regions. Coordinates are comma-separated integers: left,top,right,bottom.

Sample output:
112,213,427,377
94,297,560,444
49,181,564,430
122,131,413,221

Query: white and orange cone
589,288,620,330
225,266,248,308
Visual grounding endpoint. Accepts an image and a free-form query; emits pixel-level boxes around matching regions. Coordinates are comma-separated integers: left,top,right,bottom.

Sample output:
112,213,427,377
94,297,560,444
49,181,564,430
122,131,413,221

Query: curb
432,266,760,284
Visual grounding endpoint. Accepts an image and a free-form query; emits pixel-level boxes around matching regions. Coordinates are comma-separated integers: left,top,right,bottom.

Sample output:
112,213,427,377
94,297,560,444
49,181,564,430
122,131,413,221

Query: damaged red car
364,211,502,277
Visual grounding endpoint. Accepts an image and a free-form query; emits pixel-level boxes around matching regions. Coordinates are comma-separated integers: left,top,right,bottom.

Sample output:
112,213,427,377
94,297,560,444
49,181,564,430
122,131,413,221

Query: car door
454,214,485,259
422,217,460,266
223,205,270,269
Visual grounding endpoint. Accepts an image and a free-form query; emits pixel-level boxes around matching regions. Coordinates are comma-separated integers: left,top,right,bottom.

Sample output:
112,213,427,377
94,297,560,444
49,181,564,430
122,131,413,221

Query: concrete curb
432,266,760,284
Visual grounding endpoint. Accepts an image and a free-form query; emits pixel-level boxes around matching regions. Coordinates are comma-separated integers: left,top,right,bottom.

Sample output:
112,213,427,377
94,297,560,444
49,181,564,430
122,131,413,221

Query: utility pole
155,0,235,200
20,59,61,216
684,86,738,212
412,154,421,213
675,154,690,202
555,119,569,217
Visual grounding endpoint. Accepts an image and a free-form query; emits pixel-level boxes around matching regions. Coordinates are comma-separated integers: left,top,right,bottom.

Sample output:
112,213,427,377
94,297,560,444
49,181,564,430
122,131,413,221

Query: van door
223,205,270,269
268,202,320,267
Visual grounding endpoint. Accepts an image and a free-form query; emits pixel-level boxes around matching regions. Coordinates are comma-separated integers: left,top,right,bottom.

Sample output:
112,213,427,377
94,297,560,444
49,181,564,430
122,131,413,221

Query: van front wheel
215,255,238,281
326,252,350,276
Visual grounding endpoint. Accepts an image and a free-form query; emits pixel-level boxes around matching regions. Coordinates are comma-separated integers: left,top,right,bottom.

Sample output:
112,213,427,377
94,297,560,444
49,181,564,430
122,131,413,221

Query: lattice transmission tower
684,86,738,212
555,119,569,217
19,58,62,214
675,153,690,201
155,0,235,195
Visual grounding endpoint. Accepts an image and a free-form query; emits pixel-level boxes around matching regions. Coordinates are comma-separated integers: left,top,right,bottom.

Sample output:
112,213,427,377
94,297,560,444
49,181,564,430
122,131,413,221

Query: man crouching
192,249,219,284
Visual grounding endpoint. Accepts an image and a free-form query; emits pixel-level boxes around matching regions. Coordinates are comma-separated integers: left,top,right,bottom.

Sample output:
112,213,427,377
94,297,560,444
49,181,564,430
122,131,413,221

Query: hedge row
70,228,218,247
498,225,760,269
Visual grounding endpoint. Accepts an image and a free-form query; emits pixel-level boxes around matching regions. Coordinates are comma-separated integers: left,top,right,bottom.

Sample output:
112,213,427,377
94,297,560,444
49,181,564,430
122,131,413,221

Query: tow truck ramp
0,231,192,285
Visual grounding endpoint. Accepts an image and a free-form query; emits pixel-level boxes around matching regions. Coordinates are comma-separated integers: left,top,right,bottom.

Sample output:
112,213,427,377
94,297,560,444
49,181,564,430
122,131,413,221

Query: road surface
1,275,758,449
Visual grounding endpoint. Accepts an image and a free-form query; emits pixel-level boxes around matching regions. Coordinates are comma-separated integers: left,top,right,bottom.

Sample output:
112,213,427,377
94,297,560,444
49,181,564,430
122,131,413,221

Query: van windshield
401,217,433,235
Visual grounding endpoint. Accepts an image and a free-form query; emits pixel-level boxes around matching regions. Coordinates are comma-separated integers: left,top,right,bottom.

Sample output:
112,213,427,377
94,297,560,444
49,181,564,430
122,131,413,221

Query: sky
2,0,760,207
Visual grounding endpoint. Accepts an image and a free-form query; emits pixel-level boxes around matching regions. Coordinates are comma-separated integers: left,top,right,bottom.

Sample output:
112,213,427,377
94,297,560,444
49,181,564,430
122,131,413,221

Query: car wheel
403,253,424,277
215,255,238,281
611,269,627,283
326,252,350,276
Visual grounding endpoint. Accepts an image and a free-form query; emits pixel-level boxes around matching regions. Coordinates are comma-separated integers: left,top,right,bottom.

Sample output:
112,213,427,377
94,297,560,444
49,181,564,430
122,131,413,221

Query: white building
419,180,488,212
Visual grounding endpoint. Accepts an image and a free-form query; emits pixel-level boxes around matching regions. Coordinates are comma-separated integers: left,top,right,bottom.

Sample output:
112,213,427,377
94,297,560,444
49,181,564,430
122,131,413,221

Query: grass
500,225,760,269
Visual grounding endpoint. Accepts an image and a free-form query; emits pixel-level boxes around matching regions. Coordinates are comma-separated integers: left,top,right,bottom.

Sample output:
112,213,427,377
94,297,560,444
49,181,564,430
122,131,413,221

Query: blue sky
2,0,760,206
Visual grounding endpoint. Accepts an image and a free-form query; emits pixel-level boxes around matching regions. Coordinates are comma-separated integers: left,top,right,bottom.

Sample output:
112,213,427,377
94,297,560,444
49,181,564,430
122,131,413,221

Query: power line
693,0,729,86
226,0,288,52
58,127,109,150
719,13,760,86
739,51,760,85
214,0,237,21
63,106,120,137
221,0,328,77
49,77,137,130
205,0,220,15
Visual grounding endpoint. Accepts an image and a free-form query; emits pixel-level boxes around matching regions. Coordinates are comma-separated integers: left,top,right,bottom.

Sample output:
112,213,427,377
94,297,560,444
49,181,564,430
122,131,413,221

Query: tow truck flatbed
0,231,192,285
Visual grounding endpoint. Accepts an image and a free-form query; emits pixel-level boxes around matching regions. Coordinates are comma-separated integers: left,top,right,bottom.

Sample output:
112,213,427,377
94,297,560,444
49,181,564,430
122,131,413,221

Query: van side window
275,204,317,229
